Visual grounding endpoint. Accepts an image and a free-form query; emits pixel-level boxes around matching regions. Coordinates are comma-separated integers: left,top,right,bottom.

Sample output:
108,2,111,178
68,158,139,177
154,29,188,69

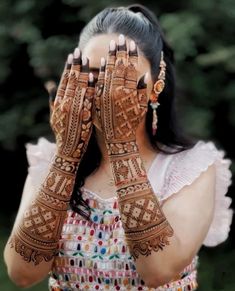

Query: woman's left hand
95,35,148,147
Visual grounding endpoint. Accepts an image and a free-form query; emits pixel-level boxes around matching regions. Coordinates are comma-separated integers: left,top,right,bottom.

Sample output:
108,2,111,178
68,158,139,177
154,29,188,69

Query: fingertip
88,72,95,87
130,40,136,51
100,57,106,72
118,34,125,45
82,56,89,72
45,81,57,101
101,57,106,67
82,56,87,66
144,72,149,84
118,34,127,51
67,54,73,64
89,72,94,82
74,47,80,59
109,40,116,55
137,74,147,89
129,40,138,56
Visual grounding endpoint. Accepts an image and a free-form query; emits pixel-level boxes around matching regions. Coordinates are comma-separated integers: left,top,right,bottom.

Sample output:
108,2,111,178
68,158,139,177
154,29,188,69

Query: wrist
108,152,148,189
52,154,80,175
106,140,139,157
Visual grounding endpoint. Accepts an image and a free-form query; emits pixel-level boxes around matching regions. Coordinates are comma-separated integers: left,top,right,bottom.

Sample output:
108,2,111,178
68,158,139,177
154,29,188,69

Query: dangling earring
150,51,166,135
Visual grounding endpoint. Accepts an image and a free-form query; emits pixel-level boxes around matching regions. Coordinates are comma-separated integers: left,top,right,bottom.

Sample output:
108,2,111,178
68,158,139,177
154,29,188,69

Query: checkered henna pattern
95,36,174,260
9,50,95,265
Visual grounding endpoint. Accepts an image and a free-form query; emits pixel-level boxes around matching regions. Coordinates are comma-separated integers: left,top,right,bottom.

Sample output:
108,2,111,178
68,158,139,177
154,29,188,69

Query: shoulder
26,137,56,165
25,137,56,190
162,140,232,197
160,140,233,247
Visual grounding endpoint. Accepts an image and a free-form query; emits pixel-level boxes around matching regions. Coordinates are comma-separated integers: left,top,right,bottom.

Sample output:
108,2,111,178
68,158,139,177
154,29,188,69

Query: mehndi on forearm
108,142,174,261
9,155,79,265
9,50,94,265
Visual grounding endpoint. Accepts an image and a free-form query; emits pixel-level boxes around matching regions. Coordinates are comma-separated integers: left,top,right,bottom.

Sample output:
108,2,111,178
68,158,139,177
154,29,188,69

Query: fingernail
137,74,147,89
101,57,106,67
144,72,148,84
100,57,106,72
88,73,95,87
82,56,87,66
119,34,125,46
130,40,136,51
89,72,94,82
67,54,73,64
74,48,80,59
110,40,116,51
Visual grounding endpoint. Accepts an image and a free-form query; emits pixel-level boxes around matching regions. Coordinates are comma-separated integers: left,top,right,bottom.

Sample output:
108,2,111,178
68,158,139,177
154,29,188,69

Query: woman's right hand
50,48,95,161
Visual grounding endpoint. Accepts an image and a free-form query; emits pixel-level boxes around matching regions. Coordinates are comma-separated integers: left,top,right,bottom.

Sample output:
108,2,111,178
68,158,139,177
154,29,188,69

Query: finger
80,73,95,143
77,56,89,88
63,48,83,102
106,40,116,72
71,47,82,74
54,54,73,107
45,80,57,103
113,35,127,87
116,34,127,65
95,58,106,125
137,73,148,118
125,40,138,89
45,80,57,116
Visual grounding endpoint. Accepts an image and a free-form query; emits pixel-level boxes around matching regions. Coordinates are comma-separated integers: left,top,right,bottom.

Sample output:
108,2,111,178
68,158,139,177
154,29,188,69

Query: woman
4,4,233,290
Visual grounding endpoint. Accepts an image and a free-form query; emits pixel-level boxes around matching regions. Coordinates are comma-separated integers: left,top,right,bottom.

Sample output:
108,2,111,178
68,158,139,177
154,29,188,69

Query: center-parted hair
70,4,195,219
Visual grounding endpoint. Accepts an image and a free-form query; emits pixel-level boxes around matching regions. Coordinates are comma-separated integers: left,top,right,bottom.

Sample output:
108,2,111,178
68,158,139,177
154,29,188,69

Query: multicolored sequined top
26,138,233,290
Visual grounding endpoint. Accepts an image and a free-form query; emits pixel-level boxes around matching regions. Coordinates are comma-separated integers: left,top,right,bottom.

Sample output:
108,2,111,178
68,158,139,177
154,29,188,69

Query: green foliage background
0,0,234,290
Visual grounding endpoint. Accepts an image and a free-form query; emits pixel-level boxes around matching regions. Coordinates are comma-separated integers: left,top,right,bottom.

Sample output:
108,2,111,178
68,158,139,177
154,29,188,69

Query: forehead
81,33,150,71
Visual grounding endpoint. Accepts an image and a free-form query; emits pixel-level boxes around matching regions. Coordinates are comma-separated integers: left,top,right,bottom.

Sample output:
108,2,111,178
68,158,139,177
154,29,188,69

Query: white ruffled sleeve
162,140,233,247
25,137,56,191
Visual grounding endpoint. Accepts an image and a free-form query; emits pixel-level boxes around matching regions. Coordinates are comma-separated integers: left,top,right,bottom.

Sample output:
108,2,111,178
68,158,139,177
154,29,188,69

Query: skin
82,33,159,198
4,33,216,289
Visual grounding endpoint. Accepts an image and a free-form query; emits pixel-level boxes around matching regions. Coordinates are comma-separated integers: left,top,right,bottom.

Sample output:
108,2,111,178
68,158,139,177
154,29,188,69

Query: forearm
108,141,184,285
8,154,78,266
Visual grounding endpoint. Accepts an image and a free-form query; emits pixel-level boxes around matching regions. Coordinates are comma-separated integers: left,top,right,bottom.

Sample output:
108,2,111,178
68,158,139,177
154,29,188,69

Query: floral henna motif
95,36,174,261
114,153,174,261
10,50,95,265
9,156,77,265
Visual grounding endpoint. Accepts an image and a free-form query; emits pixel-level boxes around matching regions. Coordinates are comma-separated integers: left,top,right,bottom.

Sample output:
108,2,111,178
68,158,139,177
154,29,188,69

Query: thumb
44,80,57,115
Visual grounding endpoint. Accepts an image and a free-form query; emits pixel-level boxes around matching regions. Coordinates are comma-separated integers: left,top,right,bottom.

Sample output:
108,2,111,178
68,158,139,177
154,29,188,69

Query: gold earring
150,51,166,135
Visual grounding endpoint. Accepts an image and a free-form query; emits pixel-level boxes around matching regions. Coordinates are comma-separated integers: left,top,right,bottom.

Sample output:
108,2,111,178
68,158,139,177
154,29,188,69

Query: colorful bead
49,191,199,291
100,248,106,255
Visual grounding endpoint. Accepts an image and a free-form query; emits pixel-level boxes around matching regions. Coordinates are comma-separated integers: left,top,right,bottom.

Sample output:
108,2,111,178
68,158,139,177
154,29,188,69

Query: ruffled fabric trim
161,140,233,247
25,138,233,247
26,137,56,191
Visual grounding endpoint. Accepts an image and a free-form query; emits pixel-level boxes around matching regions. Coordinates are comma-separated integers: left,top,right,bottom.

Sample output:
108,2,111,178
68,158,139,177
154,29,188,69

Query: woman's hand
50,48,95,161
95,35,148,148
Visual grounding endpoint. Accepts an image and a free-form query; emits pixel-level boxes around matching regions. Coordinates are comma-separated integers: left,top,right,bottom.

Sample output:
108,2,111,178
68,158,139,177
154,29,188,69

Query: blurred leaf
28,35,75,78
160,12,203,60
196,46,235,72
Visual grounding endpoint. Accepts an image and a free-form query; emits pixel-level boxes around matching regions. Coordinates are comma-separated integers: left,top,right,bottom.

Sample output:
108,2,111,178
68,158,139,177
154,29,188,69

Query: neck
95,118,158,170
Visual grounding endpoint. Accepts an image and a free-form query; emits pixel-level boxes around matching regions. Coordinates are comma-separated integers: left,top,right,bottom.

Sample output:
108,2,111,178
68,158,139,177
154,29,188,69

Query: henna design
10,50,95,265
115,154,174,260
106,141,138,155
95,37,174,261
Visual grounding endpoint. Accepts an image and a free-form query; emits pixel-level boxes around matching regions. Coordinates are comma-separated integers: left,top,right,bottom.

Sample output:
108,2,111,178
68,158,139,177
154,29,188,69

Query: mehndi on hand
94,36,148,156
9,49,96,265
50,49,95,162
94,36,174,260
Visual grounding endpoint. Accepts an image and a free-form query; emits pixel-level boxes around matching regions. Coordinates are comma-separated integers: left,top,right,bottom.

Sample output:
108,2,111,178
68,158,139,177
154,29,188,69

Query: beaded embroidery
48,188,199,290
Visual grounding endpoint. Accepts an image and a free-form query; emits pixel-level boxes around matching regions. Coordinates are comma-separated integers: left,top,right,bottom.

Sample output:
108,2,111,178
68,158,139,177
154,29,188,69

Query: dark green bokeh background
0,0,234,290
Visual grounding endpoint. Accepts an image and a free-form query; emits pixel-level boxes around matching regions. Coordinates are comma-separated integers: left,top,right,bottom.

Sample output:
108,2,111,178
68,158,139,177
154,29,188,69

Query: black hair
69,4,196,219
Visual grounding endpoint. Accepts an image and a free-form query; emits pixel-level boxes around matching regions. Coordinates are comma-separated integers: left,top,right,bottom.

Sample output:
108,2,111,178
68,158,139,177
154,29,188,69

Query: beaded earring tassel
150,51,166,135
